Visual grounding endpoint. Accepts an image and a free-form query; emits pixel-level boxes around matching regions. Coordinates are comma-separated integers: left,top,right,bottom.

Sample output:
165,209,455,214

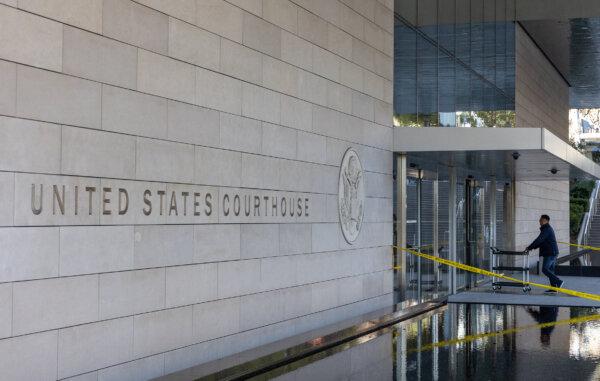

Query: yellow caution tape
410,312,600,353
558,241,600,251
393,246,600,302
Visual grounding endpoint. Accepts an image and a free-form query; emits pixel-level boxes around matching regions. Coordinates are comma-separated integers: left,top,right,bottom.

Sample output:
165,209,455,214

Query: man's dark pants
541,255,561,287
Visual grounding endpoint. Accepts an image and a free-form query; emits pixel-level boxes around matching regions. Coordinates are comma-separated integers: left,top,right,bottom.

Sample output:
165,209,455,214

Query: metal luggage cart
490,247,532,293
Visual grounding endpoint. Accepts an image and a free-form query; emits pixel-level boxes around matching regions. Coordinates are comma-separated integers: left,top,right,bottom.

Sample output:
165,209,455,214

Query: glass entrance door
466,180,493,288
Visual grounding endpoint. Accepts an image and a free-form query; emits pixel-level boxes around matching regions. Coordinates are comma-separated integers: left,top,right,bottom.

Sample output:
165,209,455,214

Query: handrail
576,180,600,266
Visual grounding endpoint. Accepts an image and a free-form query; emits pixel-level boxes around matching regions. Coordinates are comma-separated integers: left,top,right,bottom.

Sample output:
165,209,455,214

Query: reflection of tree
580,109,600,126
394,111,515,128
459,110,515,128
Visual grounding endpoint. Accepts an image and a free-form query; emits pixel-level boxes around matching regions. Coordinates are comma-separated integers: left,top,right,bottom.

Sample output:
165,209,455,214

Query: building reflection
394,0,516,129
267,304,600,380
526,306,559,346
394,304,600,380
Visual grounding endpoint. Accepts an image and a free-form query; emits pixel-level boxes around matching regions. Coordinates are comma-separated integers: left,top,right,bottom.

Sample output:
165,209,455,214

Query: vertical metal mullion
417,169,423,303
396,154,408,303
433,179,439,294
490,179,497,272
449,167,457,294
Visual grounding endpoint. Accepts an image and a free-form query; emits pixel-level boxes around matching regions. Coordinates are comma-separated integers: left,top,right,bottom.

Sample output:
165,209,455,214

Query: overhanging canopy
394,127,600,181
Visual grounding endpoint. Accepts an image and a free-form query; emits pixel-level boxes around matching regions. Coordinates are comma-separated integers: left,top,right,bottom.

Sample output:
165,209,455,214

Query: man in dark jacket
526,214,564,292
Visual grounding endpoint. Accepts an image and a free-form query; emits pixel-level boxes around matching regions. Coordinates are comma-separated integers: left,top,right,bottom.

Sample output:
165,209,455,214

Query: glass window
394,0,516,128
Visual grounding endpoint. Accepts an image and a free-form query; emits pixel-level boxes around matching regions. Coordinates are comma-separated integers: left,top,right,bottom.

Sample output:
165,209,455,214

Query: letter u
31,184,43,215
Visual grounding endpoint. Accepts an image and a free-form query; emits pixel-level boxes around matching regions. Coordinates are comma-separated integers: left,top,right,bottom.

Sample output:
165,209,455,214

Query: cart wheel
523,286,531,293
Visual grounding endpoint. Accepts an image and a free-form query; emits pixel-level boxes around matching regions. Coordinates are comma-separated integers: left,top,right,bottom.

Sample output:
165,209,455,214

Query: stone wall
0,0,394,379
514,24,570,258
515,24,569,138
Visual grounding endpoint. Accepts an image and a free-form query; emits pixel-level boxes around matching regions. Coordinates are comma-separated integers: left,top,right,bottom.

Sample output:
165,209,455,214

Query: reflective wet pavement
251,304,600,381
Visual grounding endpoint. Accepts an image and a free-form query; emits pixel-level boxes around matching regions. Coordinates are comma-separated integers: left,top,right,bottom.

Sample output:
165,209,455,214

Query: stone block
192,297,240,342
166,263,218,307
243,12,281,58
169,17,220,71
13,275,98,335
298,8,328,47
242,83,281,124
0,60,16,115
196,68,242,114
260,255,296,290
281,95,312,132
281,30,312,70
262,56,299,96
0,283,11,339
163,340,219,375
137,0,195,23
364,20,385,53
328,24,353,60
17,65,101,129
240,289,284,330
0,116,60,173
261,122,297,159
195,0,243,43
363,70,384,100
297,131,327,164
217,259,261,298
352,38,375,72
278,160,312,192
241,224,279,259
263,0,297,33
19,0,103,33
340,59,364,91
138,50,196,104
298,71,328,106
61,127,136,179
133,306,193,357
228,0,261,15
279,223,311,255
0,5,62,71
194,224,241,262
313,46,340,82
374,99,392,126
339,3,365,39
0,331,58,381
327,81,353,114
60,225,133,276
352,91,375,120
103,0,168,53
0,227,59,282
241,153,280,189
219,113,262,154
312,223,339,252
99,268,165,319
136,137,194,183
311,279,339,312
134,225,194,267
168,101,219,146
98,354,164,381
195,146,241,187
102,85,167,139
312,105,341,138
63,26,137,88
57,317,134,379
220,38,262,84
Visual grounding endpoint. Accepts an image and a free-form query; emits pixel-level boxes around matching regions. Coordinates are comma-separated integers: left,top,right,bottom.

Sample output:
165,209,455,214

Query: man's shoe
544,289,557,294
557,280,564,289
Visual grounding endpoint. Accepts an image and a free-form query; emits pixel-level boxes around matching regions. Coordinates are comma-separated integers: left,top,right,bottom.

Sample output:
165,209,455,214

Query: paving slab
448,275,600,307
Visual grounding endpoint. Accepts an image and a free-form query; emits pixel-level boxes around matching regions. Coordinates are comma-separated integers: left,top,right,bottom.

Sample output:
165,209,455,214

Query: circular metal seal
338,148,365,244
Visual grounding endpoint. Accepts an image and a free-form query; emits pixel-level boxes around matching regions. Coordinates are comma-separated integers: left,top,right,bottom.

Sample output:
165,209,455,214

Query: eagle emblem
338,148,365,243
